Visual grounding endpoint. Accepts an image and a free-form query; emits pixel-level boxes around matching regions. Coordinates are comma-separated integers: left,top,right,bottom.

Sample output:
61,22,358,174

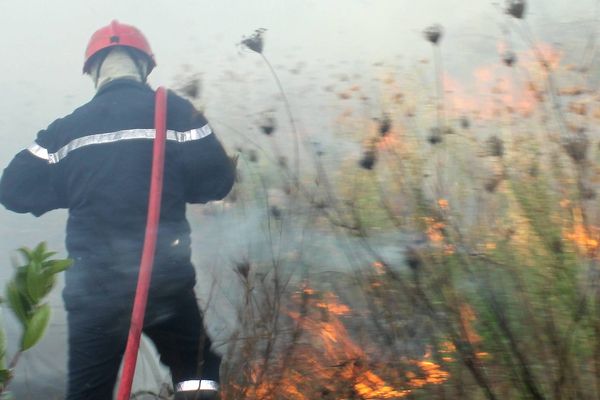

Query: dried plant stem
514,21,569,138
595,320,600,400
434,44,445,130
0,351,22,394
260,53,301,189
415,279,500,400
578,0,600,83
490,290,546,399
266,289,310,399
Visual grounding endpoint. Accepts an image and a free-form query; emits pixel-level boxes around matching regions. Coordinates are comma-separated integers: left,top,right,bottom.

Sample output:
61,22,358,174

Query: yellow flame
241,289,450,399
424,217,445,243
437,199,449,210
564,207,599,256
485,242,497,250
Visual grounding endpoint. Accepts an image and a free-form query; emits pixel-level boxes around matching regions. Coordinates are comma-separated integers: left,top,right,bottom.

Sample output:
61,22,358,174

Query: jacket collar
94,78,152,98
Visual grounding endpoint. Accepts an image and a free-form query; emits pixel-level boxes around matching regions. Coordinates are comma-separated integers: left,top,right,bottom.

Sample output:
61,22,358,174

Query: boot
174,379,219,400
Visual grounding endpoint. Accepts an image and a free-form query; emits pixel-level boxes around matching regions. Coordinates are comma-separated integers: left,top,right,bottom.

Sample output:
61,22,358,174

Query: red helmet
83,20,156,74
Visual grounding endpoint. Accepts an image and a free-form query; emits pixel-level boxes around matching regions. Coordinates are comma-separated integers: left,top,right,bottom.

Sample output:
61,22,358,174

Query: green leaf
37,273,56,301
13,269,33,305
16,248,31,263
21,304,51,351
25,262,43,305
42,259,72,275
41,251,57,261
32,242,47,260
0,369,10,385
5,283,29,326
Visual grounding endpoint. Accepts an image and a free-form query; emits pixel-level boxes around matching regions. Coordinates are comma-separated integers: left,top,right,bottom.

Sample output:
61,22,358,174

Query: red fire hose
116,86,168,400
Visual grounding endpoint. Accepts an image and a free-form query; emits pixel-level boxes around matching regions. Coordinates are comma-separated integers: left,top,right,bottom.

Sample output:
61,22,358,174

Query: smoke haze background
0,0,598,397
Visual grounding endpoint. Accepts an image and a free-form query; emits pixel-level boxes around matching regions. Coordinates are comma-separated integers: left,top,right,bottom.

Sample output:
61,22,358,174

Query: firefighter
0,21,234,400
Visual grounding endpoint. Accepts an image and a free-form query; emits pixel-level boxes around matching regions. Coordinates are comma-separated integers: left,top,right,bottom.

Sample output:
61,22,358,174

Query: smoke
1,0,599,397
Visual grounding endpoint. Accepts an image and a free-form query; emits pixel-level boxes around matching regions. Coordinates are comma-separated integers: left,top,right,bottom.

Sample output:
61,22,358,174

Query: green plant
0,243,72,395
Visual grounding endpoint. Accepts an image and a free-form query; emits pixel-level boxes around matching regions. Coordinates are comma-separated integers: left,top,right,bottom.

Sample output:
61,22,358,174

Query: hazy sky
0,0,597,152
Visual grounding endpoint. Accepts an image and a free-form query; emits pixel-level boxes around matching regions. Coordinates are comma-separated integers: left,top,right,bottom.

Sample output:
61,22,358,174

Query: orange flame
564,207,600,256
424,217,445,243
442,42,562,119
238,289,450,399
458,304,489,360
377,133,401,151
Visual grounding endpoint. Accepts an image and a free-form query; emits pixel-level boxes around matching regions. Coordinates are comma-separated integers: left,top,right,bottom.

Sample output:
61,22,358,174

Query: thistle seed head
241,28,266,54
506,0,526,19
235,259,251,280
484,174,504,193
460,116,471,129
424,24,443,45
378,114,392,137
179,77,201,99
428,127,443,145
486,135,504,157
359,149,377,170
406,246,422,270
563,133,589,164
502,50,517,67
270,205,282,220
260,118,276,135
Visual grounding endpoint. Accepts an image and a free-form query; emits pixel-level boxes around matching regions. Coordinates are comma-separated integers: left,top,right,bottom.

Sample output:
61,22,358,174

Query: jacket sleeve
180,113,235,204
0,129,65,216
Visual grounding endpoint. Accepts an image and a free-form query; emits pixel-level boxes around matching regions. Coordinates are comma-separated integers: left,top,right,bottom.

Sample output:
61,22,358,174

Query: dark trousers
65,288,221,400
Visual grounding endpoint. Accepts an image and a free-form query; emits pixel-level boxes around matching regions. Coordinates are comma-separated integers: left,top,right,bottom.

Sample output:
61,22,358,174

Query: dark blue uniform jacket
0,79,235,307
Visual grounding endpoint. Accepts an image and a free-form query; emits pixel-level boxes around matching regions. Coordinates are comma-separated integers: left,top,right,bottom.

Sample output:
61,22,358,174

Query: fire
372,261,386,275
444,69,538,118
235,289,450,399
424,217,445,243
408,360,449,387
520,42,562,73
441,42,562,119
354,371,411,399
459,304,489,360
440,341,456,362
485,242,497,250
564,207,600,256
459,304,482,344
376,133,400,151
